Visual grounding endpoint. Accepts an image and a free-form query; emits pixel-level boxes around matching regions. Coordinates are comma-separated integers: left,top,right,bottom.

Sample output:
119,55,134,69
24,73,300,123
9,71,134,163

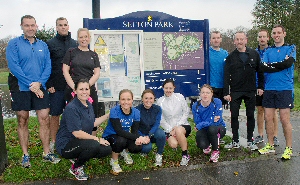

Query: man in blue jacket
6,15,60,168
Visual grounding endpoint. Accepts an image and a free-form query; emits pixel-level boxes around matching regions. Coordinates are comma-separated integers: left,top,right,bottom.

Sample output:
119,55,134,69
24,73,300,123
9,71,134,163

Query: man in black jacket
223,31,264,150
46,17,77,153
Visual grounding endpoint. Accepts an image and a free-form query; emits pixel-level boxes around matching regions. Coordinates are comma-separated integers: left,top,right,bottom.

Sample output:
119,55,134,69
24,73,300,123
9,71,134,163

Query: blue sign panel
83,11,209,97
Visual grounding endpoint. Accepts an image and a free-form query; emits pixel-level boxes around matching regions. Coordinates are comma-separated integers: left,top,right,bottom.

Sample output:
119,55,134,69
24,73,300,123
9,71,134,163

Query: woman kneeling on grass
102,89,147,175
55,79,112,180
192,84,226,163
136,89,166,166
156,79,191,166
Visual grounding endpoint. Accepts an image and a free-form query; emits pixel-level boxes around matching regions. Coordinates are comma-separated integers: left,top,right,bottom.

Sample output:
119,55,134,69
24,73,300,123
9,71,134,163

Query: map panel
162,32,204,70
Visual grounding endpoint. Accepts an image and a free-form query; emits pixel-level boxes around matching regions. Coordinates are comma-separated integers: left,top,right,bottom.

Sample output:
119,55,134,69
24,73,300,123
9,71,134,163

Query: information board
89,30,144,101
84,11,209,99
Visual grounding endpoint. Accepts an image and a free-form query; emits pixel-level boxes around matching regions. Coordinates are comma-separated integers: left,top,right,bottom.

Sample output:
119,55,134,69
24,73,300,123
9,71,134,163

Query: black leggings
61,138,112,168
195,125,226,151
106,135,142,153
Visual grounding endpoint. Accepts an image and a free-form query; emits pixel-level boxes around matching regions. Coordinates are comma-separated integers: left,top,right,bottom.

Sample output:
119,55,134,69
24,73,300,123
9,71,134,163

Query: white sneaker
180,155,190,166
120,149,133,164
110,158,122,173
224,142,240,149
247,142,258,151
154,153,162,166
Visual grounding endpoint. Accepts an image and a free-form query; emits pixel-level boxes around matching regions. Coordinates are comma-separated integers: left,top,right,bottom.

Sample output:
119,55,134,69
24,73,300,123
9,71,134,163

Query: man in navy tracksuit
46,17,77,152
223,31,264,150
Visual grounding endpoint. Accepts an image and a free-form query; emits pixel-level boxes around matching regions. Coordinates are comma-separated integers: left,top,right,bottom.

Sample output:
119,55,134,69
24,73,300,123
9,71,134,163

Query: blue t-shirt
55,98,95,155
102,105,140,138
192,98,226,130
209,47,228,88
263,45,296,90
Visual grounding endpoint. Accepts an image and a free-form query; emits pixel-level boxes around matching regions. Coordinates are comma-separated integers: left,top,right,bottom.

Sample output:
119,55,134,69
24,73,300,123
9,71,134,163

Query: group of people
5,14,295,181
6,15,208,181
209,25,295,160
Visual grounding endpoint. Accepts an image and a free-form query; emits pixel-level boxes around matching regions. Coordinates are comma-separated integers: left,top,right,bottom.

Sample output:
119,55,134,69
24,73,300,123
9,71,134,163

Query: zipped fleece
223,47,264,96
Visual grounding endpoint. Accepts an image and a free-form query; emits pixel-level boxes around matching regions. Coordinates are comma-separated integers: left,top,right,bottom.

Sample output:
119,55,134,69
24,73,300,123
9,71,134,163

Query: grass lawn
0,71,9,84
0,69,300,183
1,117,258,183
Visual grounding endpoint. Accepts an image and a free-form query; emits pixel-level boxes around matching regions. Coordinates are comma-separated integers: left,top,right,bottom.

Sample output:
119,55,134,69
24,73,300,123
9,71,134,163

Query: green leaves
35,24,56,42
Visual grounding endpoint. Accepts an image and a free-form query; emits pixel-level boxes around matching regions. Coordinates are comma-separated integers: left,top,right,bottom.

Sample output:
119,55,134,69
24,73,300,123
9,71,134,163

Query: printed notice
144,32,163,71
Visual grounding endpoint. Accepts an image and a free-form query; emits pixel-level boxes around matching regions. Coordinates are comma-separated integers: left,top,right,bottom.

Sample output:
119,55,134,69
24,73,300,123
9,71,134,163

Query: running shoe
281,147,292,160
247,142,258,151
224,141,240,149
110,158,123,174
69,164,88,180
254,135,264,144
210,150,220,163
154,153,163,166
120,149,133,164
273,136,279,146
203,146,211,155
43,153,61,164
21,154,31,168
180,155,190,166
258,143,275,154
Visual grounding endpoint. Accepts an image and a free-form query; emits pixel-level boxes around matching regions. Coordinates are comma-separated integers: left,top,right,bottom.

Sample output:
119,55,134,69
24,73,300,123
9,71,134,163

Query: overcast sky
0,0,256,39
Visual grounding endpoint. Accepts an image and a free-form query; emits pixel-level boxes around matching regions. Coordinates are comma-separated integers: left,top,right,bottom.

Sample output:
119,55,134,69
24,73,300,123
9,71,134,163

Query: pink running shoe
210,150,220,163
203,146,211,155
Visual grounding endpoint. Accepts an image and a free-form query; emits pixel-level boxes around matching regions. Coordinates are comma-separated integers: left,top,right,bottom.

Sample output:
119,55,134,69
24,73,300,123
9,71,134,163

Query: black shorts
181,125,191,137
165,125,191,139
11,89,50,111
256,94,263,106
262,90,294,109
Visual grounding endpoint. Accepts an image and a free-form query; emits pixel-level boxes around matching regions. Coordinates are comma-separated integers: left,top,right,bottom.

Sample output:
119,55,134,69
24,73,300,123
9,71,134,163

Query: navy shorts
262,90,294,109
49,90,65,116
11,89,50,111
256,94,263,106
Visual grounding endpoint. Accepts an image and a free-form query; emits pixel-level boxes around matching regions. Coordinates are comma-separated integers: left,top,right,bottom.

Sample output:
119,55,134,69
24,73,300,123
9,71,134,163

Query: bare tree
210,26,250,53
0,36,12,69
